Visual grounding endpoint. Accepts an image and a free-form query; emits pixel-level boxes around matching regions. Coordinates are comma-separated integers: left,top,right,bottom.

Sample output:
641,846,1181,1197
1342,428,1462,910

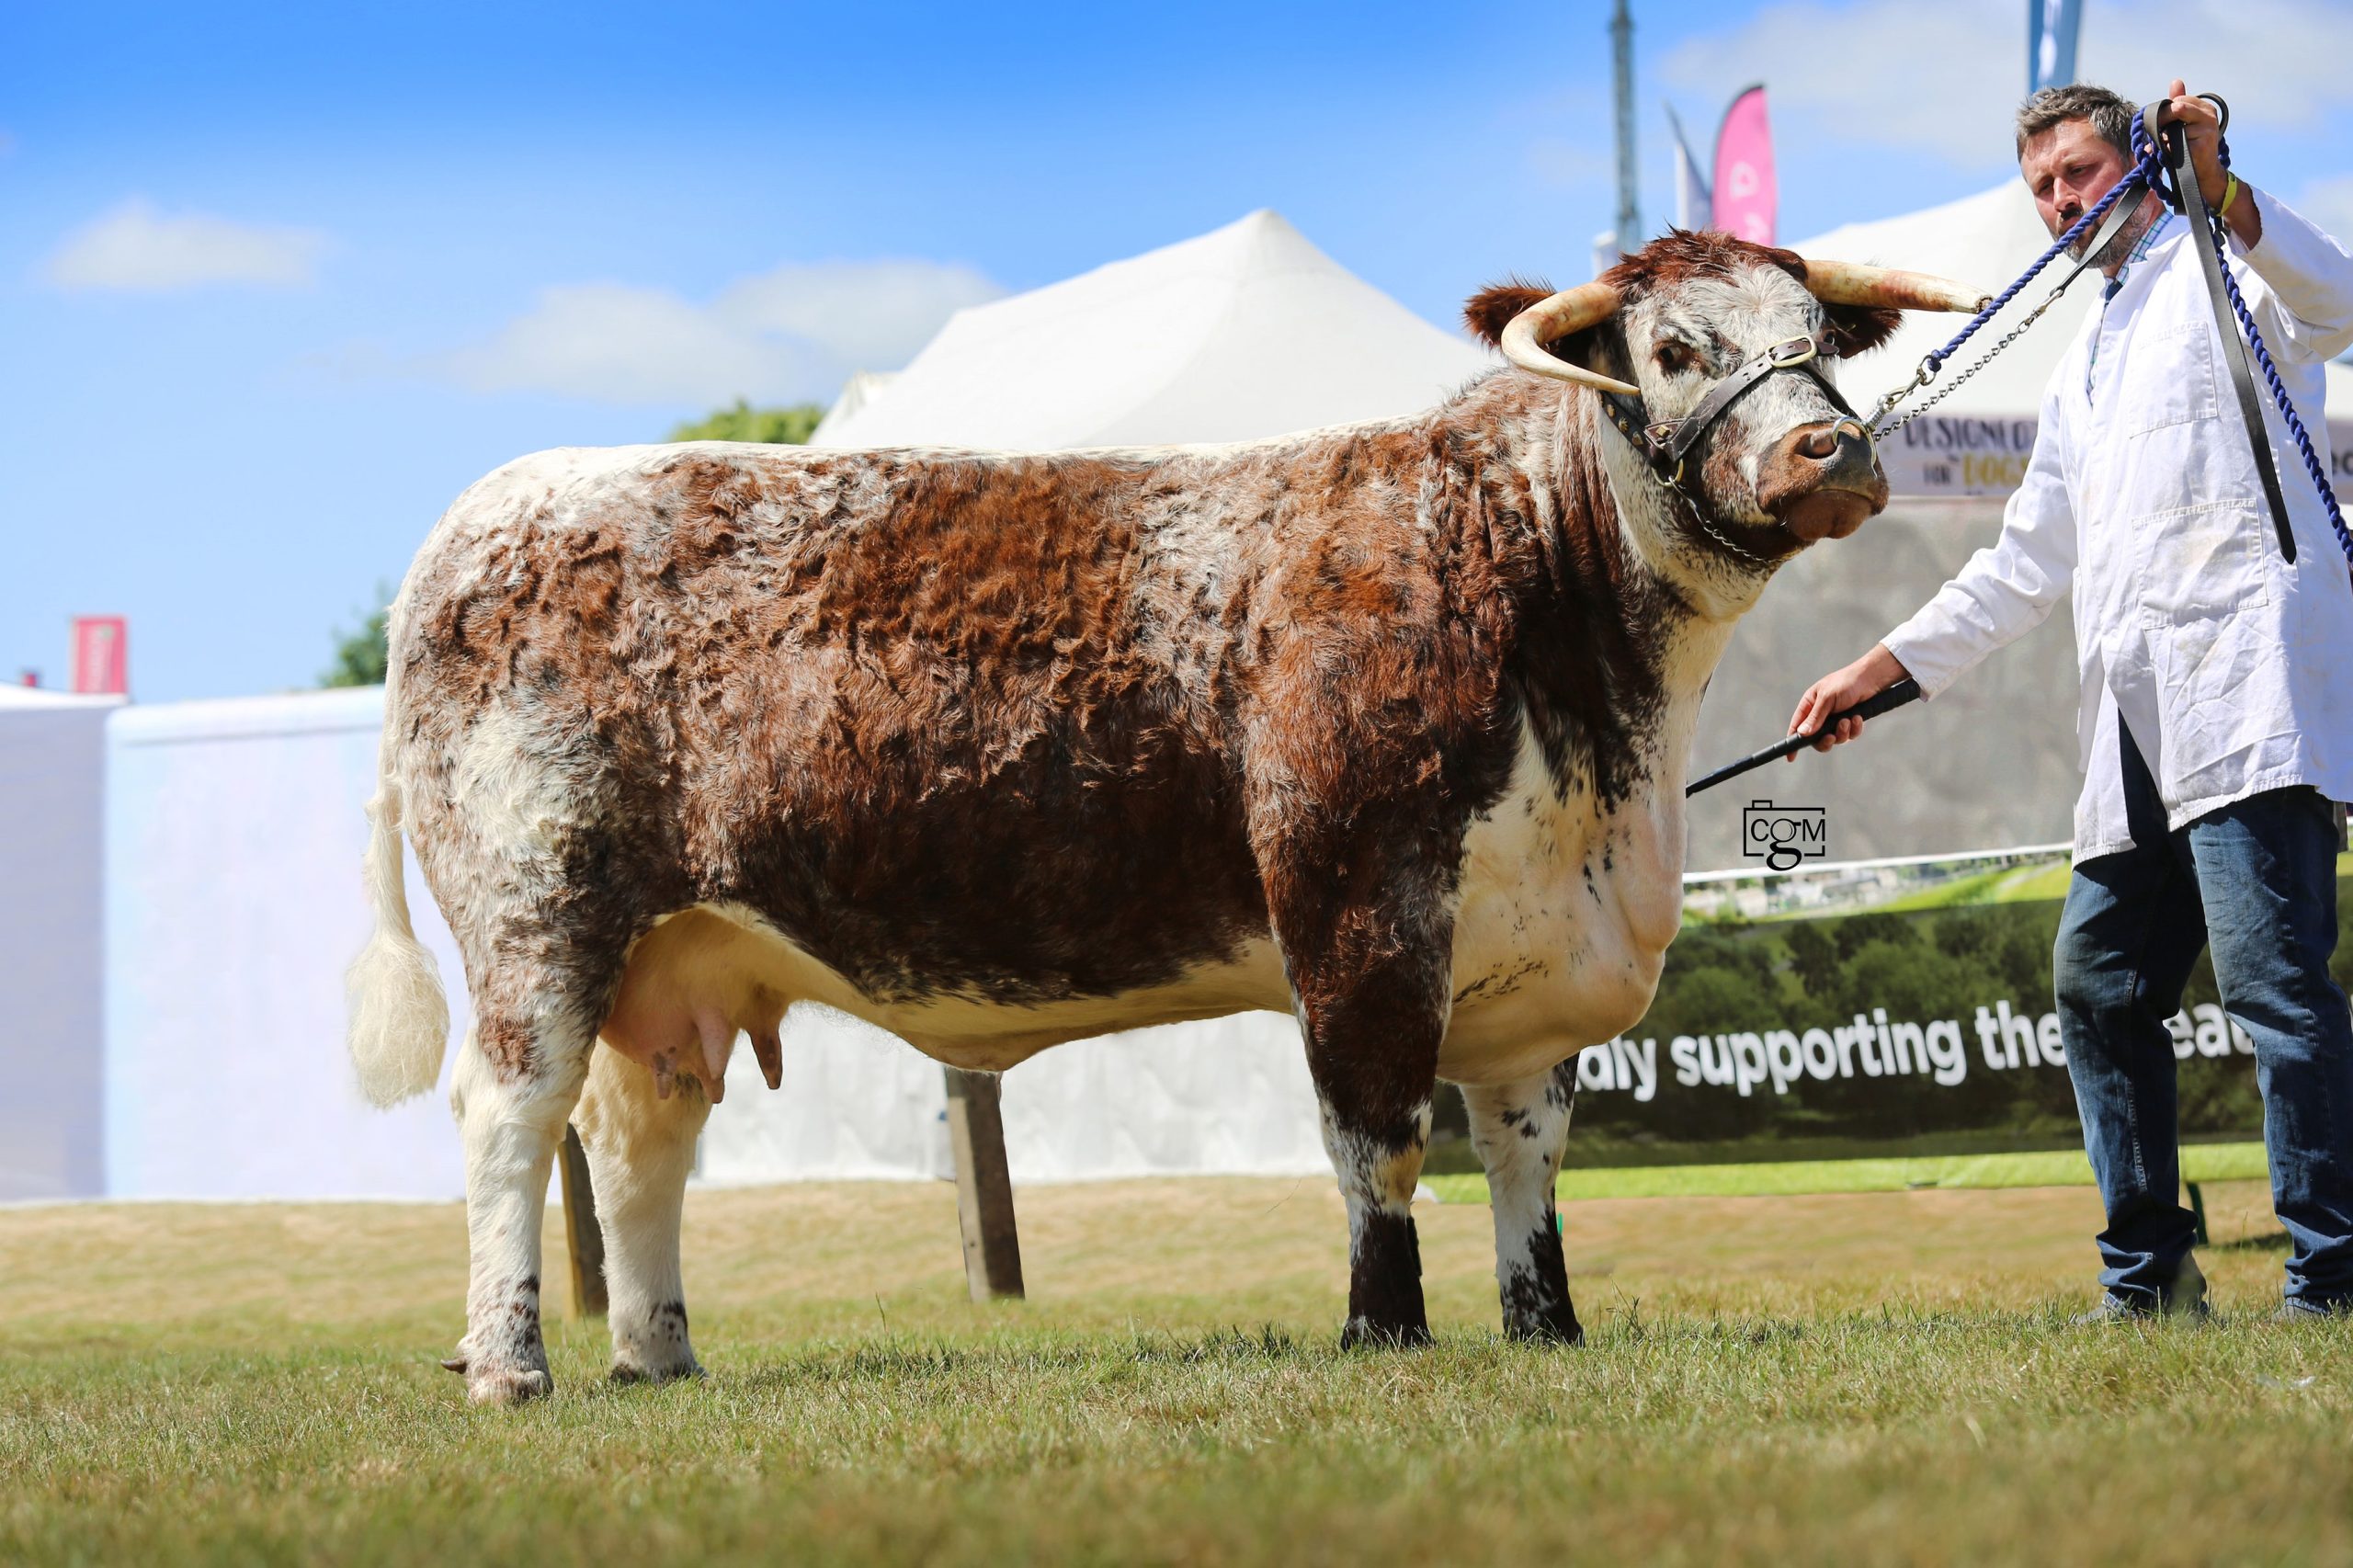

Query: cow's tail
346,655,449,1107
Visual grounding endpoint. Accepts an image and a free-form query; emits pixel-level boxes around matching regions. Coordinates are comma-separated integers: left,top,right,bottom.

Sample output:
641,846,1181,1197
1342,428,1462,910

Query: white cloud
1664,0,2353,169
427,258,1004,407
45,198,325,291
2291,176,2353,246
718,260,1003,375
2080,0,2353,132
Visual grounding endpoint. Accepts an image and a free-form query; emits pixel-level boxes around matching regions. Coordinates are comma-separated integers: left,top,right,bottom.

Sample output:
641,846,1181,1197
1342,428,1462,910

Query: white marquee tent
811,209,1487,450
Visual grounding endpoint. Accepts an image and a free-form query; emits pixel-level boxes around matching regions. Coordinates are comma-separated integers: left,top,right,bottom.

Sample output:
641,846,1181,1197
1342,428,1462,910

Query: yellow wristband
2219,175,2242,216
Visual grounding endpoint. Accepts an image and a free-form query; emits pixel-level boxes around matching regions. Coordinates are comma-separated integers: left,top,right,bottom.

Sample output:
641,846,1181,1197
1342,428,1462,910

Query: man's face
2019,118,2133,252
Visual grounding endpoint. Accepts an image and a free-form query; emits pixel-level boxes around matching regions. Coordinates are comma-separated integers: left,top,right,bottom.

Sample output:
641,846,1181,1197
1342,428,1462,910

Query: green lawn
4,1178,2347,1566
1426,1140,2270,1203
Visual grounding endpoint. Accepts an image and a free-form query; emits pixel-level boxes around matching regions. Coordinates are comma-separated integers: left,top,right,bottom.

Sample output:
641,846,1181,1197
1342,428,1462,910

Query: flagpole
1609,0,1640,253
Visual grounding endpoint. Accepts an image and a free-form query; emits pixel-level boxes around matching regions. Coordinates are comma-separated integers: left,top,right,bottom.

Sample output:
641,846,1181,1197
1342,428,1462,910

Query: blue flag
2028,0,2082,95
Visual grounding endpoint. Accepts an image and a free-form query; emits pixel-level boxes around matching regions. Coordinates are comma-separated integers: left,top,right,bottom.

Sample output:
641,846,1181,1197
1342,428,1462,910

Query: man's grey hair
2016,84,2135,160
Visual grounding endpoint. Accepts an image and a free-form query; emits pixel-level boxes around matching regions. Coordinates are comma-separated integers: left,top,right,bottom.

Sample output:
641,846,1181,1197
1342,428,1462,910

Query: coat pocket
2139,499,2268,622
2121,320,2221,437
2141,500,2274,782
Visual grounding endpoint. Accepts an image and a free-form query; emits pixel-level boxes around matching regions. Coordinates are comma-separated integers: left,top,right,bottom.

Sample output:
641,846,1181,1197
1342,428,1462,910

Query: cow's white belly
1437,725,1684,1087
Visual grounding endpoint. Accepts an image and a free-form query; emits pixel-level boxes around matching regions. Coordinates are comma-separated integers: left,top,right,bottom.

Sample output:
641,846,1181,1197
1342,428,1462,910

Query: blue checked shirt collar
2088,210,2178,397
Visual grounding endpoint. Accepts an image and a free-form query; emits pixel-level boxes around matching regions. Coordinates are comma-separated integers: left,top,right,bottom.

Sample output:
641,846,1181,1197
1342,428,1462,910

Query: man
1790,80,2353,1320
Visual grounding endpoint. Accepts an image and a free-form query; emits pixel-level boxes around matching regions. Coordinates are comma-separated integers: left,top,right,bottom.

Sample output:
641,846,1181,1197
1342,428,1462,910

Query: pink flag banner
72,615,128,696
1711,85,1776,245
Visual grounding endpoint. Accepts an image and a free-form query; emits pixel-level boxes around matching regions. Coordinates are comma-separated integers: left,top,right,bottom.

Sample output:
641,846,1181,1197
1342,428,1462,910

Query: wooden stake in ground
943,1067,1025,1301
557,1124,609,1318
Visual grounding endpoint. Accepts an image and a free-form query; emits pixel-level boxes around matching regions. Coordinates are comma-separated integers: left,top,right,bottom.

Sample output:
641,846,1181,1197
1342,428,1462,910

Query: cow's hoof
1503,1316,1585,1347
608,1357,703,1387
466,1366,552,1406
1503,1301,1585,1346
1339,1316,1433,1351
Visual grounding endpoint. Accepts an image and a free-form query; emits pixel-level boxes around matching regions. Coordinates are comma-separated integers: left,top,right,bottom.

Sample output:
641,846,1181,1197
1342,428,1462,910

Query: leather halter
1594,335,1865,502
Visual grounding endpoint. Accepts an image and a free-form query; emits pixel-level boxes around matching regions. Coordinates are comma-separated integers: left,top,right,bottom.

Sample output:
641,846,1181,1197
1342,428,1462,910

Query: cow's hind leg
448,1000,598,1406
1461,1061,1582,1345
571,1040,711,1383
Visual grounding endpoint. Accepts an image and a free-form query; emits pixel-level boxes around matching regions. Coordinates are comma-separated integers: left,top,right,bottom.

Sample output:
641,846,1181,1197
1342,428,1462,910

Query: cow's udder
600,910,788,1103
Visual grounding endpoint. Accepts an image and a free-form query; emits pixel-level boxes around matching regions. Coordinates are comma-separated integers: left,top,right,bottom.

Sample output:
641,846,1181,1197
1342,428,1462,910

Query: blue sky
6,0,2352,700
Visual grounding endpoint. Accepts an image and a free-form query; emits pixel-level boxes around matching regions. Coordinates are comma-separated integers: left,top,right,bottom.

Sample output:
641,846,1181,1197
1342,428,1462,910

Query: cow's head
1465,232,1984,569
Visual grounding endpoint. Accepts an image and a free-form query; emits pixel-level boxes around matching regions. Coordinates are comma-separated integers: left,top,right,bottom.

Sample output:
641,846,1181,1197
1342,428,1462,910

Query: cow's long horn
1801,260,1991,315
1498,282,1641,397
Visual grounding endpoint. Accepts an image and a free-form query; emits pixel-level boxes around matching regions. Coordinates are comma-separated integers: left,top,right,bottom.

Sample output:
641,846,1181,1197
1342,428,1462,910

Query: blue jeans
2053,723,2353,1309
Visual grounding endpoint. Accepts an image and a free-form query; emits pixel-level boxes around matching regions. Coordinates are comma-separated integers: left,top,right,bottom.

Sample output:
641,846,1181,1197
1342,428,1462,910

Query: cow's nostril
1794,426,1840,460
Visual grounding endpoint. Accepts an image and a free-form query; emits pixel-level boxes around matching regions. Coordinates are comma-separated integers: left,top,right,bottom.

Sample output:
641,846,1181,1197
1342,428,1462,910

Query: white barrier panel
995,1014,1329,1183
96,687,1329,1197
103,691,470,1200
698,1006,952,1185
0,689,116,1200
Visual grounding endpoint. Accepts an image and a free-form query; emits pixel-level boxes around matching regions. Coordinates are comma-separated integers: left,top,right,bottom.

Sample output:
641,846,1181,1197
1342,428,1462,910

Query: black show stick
1685,676,1922,798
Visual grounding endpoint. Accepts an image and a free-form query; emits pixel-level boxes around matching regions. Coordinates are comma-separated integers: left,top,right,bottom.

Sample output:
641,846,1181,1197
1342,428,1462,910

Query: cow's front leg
448,1018,593,1406
1314,1062,1437,1349
1281,914,1450,1350
1461,1061,1582,1344
571,1040,711,1384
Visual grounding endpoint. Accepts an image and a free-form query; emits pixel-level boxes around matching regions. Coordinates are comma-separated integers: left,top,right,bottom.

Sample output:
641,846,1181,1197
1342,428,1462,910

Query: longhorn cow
347,230,1981,1403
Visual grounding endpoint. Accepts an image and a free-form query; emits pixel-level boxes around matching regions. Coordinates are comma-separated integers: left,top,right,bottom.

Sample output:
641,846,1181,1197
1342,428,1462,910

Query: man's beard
2063,189,2161,270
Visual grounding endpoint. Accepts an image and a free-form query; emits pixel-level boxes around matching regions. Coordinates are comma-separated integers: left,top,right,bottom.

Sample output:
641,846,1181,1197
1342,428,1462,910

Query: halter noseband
1595,335,1869,505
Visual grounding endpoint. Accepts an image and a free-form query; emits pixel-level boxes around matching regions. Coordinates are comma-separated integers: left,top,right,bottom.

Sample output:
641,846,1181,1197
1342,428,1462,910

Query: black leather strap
2152,108,2297,562
1598,337,1846,490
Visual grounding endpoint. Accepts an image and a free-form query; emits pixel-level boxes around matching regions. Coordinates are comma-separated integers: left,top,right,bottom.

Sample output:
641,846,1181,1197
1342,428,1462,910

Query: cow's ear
1462,279,1555,348
1821,301,1904,358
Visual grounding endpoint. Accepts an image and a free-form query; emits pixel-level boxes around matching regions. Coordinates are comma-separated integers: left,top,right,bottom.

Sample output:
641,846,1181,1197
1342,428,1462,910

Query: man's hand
2154,78,2261,247
1787,644,1911,755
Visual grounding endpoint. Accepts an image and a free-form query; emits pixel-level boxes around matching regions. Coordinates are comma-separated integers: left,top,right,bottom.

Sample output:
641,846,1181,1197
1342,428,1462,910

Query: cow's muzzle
1757,420,1887,543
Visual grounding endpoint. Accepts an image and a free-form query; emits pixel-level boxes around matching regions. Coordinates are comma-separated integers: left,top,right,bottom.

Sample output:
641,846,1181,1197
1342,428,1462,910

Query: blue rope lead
2188,137,2353,561
1908,107,2348,565
1921,142,2165,373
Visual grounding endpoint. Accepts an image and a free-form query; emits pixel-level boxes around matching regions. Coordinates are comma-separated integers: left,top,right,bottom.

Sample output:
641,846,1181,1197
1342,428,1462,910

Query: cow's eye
1654,342,1693,375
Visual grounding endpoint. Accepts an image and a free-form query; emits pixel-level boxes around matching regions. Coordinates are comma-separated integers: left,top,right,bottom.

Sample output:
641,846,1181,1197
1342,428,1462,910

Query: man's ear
1463,277,1621,379
1820,301,1904,358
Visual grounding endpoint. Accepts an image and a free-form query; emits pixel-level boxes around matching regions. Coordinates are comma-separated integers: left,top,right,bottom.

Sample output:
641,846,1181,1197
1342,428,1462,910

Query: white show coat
1881,187,2353,862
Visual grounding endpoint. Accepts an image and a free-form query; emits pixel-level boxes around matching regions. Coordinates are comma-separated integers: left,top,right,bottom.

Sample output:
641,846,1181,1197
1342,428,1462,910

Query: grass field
1427,1139,2271,1202
5,1177,2349,1566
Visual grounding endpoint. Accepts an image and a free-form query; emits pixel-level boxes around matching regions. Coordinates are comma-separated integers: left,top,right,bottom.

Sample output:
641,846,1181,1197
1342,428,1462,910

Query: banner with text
1886,415,2353,503
1519,881,2353,1160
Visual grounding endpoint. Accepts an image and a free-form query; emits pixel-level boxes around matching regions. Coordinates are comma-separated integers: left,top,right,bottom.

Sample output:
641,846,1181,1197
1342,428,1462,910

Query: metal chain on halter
1860,139,2163,441
1866,273,2079,444
1688,500,1779,566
